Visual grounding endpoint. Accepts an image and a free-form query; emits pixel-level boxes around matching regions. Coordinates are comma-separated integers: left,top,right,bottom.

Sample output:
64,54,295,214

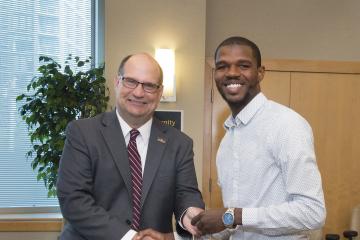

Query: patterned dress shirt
216,92,326,240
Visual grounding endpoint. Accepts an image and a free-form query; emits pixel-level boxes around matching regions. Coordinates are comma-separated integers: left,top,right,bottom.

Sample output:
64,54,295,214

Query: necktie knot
130,129,140,141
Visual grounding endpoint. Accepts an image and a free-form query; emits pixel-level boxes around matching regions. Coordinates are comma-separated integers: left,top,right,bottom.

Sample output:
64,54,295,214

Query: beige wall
206,0,360,61
105,0,206,188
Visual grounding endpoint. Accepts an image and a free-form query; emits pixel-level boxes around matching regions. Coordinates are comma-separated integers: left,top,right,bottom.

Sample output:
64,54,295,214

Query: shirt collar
115,110,153,142
224,92,267,129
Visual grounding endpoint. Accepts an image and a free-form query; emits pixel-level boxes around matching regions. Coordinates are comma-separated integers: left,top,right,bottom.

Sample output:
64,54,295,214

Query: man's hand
182,207,204,236
191,208,227,235
133,228,174,240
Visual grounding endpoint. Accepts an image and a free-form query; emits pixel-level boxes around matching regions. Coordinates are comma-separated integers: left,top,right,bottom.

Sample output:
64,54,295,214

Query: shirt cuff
241,207,259,227
178,208,188,230
121,229,137,240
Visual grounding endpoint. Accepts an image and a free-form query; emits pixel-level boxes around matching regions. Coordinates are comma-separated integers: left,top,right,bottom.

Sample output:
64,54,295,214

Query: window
0,0,103,209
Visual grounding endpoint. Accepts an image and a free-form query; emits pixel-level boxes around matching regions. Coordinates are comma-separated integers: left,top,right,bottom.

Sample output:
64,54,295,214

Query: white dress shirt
116,111,190,239
116,111,152,240
117,111,152,175
216,93,326,240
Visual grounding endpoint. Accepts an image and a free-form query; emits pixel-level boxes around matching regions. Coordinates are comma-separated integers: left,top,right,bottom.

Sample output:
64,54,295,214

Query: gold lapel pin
157,137,166,144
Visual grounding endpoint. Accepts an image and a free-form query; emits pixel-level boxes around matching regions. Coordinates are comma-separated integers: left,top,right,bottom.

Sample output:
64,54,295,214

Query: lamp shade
155,49,176,102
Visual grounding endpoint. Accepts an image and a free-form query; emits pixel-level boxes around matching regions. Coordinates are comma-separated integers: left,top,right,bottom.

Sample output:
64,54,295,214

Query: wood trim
206,57,360,74
202,59,213,206
265,59,360,74
0,220,62,232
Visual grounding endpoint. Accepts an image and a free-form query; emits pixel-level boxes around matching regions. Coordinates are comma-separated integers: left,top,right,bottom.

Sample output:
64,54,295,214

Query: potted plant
16,54,109,197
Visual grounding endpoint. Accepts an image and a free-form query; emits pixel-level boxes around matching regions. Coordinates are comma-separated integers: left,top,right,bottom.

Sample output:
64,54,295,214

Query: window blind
0,0,93,208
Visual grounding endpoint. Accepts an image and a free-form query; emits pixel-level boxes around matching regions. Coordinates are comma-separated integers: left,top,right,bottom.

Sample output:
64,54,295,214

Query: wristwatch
222,207,235,228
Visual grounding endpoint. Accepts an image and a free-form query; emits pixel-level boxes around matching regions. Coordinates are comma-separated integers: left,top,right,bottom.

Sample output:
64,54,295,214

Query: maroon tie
128,129,142,231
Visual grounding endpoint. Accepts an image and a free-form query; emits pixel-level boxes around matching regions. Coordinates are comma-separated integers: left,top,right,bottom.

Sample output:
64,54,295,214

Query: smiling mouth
225,83,243,89
129,99,147,105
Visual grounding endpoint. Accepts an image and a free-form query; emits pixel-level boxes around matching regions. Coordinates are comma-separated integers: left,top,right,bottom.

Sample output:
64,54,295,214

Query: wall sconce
155,48,176,102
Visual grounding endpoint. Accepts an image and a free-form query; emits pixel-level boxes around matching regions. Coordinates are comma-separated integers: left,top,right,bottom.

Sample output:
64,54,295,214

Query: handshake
133,207,232,240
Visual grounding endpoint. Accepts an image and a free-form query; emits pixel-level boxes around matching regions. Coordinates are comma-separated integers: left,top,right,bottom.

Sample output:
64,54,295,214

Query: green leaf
64,65,73,75
77,61,85,67
16,94,25,101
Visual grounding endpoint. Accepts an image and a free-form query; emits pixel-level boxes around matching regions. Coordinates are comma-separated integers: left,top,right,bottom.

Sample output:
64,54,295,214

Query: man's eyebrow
237,59,253,64
215,60,227,65
215,59,252,65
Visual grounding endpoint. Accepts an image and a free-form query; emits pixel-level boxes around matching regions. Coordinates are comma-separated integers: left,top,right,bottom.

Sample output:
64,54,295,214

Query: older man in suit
57,53,204,240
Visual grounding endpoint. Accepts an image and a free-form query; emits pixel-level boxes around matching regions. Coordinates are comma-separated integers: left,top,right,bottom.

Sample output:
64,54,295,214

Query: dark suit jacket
57,111,204,240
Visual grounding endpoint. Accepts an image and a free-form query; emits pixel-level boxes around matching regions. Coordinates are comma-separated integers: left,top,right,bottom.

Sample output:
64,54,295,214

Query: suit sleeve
57,121,130,240
174,136,205,237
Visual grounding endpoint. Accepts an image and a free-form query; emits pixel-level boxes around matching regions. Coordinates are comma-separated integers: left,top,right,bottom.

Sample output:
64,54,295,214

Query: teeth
226,83,242,88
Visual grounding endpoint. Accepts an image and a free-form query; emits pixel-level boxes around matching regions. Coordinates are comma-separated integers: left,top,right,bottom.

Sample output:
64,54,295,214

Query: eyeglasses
119,76,161,93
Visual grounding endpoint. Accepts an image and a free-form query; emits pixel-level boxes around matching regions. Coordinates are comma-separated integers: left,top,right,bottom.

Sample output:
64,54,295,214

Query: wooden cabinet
203,59,360,235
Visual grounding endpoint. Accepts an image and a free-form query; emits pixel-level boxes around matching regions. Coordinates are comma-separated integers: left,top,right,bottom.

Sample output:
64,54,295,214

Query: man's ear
114,76,120,87
258,66,265,83
158,85,164,102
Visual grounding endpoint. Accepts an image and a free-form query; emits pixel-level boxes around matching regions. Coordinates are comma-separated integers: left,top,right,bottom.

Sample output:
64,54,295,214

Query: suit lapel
141,120,167,207
99,111,132,196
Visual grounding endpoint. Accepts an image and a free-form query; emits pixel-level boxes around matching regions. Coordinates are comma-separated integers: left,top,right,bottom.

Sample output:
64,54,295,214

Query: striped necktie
127,129,142,231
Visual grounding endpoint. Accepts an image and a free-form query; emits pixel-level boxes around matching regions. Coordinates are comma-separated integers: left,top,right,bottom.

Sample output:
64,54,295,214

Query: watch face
223,212,234,225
